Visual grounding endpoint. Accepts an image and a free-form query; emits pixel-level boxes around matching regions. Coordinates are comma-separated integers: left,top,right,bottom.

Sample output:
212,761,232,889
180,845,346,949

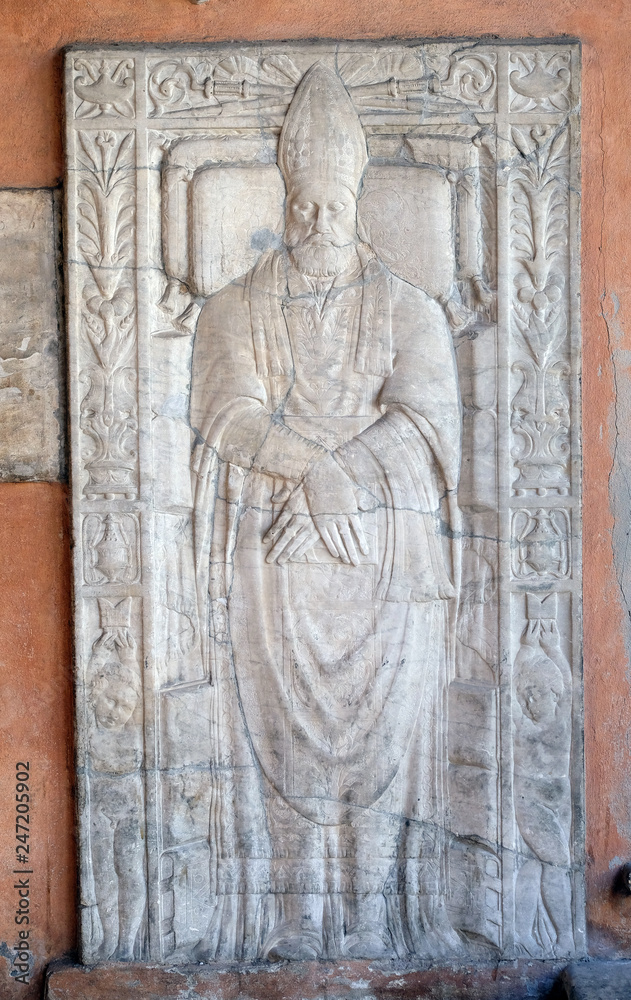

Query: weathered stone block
561,961,631,999
45,959,567,999
0,189,64,481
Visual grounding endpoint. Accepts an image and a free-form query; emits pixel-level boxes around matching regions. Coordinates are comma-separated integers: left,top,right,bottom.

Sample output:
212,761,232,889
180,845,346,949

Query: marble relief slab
64,40,582,966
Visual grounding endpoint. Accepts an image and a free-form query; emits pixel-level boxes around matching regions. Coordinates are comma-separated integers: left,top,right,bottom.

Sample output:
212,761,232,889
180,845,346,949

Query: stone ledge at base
561,961,631,999
45,959,570,999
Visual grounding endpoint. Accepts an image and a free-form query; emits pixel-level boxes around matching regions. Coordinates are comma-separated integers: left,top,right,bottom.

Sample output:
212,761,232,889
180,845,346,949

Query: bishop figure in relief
190,62,462,960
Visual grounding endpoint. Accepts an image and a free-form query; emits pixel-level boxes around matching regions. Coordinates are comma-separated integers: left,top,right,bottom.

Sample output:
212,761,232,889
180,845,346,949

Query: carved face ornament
517,663,563,724
93,667,139,729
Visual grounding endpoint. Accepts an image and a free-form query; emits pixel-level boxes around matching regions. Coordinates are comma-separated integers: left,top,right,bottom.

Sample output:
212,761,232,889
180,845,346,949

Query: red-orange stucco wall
0,0,630,995
0,484,75,998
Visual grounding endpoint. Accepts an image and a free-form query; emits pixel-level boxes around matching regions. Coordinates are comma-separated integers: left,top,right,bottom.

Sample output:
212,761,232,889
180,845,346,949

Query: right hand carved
264,486,320,565
302,453,369,566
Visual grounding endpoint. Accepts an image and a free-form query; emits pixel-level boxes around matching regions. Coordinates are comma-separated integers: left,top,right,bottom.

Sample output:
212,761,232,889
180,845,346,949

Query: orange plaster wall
0,484,75,998
0,0,630,986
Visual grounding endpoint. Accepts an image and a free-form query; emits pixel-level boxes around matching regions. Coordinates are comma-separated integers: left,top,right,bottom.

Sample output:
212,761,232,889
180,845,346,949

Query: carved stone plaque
64,41,582,965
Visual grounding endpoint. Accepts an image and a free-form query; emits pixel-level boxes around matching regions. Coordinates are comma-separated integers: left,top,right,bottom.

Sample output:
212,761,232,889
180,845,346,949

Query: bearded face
285,178,359,277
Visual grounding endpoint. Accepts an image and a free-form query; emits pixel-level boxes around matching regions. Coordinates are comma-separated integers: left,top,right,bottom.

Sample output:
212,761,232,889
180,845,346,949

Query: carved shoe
262,921,323,961
343,926,394,959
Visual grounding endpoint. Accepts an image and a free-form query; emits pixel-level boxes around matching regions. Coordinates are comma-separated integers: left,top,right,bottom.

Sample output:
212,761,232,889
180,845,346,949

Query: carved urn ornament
93,514,131,583
520,508,566,576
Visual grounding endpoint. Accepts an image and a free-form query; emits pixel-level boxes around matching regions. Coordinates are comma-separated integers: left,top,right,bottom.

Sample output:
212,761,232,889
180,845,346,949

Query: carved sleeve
210,397,327,480
191,281,327,481
337,279,461,493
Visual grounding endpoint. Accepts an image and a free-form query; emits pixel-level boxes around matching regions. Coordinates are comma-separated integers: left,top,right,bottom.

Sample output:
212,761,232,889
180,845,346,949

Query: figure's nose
314,205,331,233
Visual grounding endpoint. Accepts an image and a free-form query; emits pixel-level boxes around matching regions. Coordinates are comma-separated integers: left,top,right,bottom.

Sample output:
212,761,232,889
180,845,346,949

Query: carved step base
46,959,569,999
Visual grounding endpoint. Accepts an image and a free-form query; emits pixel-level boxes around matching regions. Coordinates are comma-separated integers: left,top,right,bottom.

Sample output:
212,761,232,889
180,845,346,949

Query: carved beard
288,240,357,278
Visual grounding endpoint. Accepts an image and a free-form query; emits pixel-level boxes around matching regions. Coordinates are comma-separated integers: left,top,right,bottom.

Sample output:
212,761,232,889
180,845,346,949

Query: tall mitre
278,62,368,193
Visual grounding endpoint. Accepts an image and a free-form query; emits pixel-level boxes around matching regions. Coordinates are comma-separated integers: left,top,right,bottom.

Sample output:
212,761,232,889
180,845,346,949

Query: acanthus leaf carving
427,50,497,110
76,130,138,500
147,55,299,117
77,130,135,277
510,126,568,300
510,126,570,496
148,50,496,121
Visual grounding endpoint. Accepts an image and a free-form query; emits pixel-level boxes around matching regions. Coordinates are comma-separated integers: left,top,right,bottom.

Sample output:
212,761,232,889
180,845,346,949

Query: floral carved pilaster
510,125,570,497
76,130,138,500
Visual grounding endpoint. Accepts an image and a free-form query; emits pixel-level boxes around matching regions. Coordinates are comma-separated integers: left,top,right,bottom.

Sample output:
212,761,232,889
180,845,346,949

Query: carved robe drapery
189,246,462,958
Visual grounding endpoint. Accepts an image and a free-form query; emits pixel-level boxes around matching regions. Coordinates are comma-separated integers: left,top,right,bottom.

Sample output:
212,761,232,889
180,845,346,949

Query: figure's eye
329,202,345,213
293,201,313,214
